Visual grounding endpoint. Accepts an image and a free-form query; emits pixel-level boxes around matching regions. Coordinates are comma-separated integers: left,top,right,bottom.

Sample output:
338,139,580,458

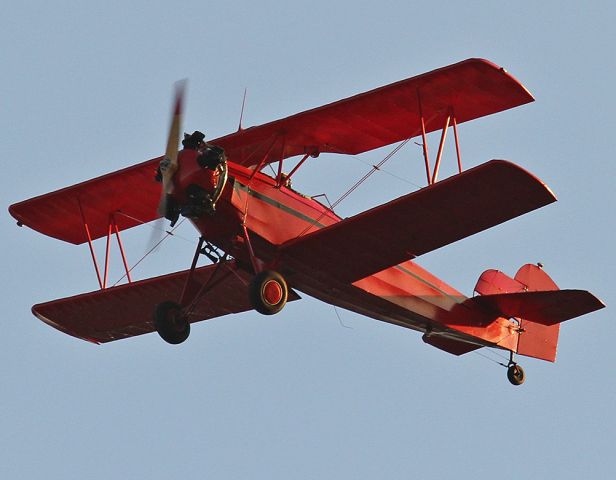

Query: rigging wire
333,306,353,329
330,138,411,211
472,348,510,368
111,218,187,287
350,155,422,190
293,138,412,239
266,162,277,177
114,211,194,244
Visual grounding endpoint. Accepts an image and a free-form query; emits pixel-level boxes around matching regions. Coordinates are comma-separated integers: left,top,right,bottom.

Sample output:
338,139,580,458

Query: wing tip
487,159,557,204
465,57,536,103
32,303,101,344
7,202,23,226
571,289,606,313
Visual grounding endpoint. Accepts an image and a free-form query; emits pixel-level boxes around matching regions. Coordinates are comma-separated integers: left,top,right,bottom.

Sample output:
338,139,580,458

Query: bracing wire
472,349,510,368
329,138,411,211
114,211,194,244
350,155,423,190
111,218,187,287
293,138,412,239
333,306,353,329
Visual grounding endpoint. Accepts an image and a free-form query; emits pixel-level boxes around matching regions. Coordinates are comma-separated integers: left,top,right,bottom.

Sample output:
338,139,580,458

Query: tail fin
474,264,604,362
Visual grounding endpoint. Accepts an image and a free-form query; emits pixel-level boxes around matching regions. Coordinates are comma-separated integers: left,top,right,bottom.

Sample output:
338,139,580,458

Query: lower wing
280,160,556,283
33,262,299,343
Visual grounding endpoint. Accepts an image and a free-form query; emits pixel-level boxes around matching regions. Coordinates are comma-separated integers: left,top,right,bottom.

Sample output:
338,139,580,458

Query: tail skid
474,264,604,362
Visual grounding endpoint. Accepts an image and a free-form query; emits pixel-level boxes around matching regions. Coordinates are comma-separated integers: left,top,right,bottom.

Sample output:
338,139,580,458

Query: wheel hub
262,280,283,306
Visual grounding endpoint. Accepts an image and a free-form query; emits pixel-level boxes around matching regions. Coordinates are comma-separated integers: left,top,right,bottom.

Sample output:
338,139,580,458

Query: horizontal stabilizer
281,160,556,283
32,262,299,343
473,290,605,326
473,264,604,362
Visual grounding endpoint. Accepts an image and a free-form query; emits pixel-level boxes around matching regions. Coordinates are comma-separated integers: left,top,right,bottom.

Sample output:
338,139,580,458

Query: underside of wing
280,160,556,284
32,262,299,343
215,58,534,167
9,157,162,244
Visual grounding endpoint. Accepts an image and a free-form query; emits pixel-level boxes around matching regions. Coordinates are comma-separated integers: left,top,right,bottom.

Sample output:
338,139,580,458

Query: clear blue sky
2,1,614,478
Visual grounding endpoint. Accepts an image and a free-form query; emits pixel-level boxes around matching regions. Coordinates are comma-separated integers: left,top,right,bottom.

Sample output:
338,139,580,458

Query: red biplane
9,58,604,385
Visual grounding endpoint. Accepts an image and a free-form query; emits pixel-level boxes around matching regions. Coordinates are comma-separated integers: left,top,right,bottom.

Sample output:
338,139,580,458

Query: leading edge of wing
279,160,556,284
32,262,300,343
214,58,534,167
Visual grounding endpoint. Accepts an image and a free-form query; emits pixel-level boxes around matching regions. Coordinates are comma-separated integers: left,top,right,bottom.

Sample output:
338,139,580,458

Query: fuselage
172,150,518,352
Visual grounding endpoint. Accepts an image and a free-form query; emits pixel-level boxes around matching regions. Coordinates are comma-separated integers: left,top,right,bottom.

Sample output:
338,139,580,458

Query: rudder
514,264,560,362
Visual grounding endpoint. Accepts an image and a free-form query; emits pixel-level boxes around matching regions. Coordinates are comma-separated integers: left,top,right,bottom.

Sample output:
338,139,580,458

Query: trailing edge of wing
280,160,556,284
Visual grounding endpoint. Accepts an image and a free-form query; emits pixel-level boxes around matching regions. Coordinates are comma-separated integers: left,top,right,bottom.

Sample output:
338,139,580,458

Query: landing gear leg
241,225,288,315
506,351,525,386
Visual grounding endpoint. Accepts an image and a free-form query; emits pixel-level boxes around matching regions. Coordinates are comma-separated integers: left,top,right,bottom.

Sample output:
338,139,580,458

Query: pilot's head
182,130,206,150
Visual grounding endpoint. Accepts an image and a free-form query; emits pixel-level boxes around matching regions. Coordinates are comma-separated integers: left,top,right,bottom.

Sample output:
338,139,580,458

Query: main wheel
507,364,525,386
250,270,288,315
154,301,190,344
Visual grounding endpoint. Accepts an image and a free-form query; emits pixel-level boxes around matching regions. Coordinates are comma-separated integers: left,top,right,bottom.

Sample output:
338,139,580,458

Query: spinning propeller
157,80,187,216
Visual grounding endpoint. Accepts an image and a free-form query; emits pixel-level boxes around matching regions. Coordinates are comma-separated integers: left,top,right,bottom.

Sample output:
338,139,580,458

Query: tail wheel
250,270,288,315
154,301,190,344
507,364,525,386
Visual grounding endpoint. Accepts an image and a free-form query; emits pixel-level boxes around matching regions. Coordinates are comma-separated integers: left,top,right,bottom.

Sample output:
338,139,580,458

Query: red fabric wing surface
9,156,163,244
214,58,534,165
32,263,298,343
9,59,532,245
280,160,556,284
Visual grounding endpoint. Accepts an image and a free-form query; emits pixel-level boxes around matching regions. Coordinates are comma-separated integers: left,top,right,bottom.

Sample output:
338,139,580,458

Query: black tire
154,301,190,344
249,270,288,315
507,364,525,386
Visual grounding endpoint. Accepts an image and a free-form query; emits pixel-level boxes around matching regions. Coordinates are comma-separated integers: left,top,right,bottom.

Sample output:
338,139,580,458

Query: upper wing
9,58,532,245
9,156,162,244
279,160,556,284
215,58,533,166
32,262,299,343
